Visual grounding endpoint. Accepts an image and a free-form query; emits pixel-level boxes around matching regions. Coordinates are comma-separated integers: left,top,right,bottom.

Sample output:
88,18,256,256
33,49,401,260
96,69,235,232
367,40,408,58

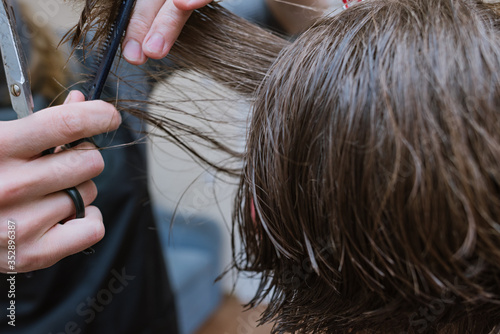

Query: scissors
0,0,86,221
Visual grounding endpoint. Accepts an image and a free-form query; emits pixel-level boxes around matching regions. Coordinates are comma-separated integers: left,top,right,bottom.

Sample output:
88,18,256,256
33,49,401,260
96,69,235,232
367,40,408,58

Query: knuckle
128,15,152,38
154,10,183,31
19,242,60,272
57,110,85,139
85,206,105,243
88,217,105,244
93,101,120,129
0,226,7,246
54,145,104,177
94,221,105,242
0,179,24,202
14,254,26,271
87,181,98,203
84,149,105,176
29,254,50,272
80,181,99,206
15,252,36,272
11,221,26,244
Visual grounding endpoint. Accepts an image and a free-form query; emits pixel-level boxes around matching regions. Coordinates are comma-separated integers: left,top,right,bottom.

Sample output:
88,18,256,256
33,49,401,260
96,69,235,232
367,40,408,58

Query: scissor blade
0,0,33,119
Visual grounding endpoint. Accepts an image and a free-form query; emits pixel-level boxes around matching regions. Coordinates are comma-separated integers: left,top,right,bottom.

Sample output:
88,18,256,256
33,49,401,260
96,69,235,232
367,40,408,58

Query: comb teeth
85,0,136,101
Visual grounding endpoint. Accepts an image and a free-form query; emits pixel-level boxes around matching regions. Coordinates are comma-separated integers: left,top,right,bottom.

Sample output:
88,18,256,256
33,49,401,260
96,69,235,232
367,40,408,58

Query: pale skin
122,0,331,64
0,0,208,274
0,91,121,273
1,0,325,273
122,0,213,64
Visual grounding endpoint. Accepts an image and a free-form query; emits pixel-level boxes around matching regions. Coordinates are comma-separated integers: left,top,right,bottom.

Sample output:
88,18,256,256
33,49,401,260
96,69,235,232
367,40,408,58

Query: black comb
68,0,137,255
68,0,136,151
86,0,137,101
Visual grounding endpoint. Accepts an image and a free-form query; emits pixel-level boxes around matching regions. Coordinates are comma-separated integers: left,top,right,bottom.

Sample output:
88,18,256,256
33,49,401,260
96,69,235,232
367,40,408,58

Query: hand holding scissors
0,0,121,273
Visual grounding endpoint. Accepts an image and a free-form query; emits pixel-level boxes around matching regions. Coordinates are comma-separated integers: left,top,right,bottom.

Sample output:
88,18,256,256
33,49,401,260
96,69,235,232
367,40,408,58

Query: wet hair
72,0,500,333
66,2,289,175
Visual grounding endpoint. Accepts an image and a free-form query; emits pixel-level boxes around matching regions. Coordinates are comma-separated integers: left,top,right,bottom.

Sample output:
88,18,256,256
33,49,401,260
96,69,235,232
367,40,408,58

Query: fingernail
145,33,166,55
123,39,143,62
64,91,74,104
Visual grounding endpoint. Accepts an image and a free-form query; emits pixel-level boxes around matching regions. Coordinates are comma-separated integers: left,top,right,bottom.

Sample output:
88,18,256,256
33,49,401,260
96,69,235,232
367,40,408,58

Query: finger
122,0,166,64
142,1,194,60
64,90,85,104
0,90,82,159
0,142,104,204
2,98,121,159
19,206,104,272
15,181,98,241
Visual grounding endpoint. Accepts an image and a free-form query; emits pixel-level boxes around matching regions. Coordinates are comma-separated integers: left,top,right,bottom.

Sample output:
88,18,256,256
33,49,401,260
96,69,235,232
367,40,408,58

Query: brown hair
67,2,288,175
72,0,500,332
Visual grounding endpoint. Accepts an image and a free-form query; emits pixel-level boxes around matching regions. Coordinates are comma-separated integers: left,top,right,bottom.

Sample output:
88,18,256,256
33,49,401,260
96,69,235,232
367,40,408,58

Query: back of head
236,0,500,332
66,0,500,331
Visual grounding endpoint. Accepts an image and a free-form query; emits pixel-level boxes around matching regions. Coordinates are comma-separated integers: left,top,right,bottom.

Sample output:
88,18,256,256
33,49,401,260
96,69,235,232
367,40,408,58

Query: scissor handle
0,0,33,119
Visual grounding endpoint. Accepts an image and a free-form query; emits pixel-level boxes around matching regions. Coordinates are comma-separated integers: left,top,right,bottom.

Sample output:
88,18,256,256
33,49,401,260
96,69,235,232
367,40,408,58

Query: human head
68,0,500,332
235,0,500,332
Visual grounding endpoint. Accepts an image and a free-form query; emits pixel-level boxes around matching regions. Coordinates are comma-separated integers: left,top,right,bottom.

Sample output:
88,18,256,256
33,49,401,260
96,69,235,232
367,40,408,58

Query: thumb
63,91,86,104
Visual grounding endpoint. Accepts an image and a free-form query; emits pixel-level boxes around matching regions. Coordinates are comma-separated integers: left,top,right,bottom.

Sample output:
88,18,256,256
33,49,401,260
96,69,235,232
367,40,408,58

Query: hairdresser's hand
122,0,212,65
0,91,121,273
